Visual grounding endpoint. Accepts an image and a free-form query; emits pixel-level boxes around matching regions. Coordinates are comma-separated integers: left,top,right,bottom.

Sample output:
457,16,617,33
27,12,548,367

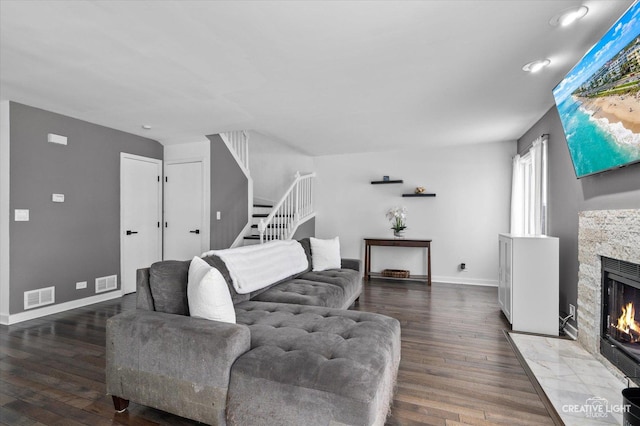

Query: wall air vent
24,286,55,310
95,275,118,293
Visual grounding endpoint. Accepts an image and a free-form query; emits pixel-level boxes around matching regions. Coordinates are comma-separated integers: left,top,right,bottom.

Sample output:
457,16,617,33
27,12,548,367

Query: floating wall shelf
371,180,404,184
370,178,435,196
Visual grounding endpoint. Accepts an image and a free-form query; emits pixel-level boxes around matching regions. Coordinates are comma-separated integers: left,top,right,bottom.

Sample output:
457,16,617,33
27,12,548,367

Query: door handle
126,230,138,235
189,229,200,234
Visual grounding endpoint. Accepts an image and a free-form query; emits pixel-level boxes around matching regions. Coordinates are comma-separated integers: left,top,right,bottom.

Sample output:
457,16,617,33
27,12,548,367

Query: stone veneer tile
577,209,640,358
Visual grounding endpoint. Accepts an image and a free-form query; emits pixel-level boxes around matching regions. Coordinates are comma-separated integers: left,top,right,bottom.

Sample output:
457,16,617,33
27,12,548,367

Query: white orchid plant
386,206,407,232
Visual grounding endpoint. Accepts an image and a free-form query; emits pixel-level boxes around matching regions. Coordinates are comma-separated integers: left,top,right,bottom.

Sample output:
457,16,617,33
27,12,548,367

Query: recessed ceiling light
522,59,551,73
550,6,589,27
142,124,152,130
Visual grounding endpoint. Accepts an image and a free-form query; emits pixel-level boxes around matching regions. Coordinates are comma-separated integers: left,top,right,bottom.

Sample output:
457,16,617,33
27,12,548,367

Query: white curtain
510,154,524,234
529,138,547,234
510,136,547,235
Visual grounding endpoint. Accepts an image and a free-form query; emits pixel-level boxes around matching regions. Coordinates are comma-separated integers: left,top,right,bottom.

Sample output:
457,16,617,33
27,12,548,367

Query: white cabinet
498,236,512,321
498,234,559,336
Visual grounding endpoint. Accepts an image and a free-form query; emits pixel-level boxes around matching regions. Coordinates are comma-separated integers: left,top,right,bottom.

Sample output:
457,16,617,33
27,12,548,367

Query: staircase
243,204,274,245
255,172,316,244
242,171,316,245
220,131,315,247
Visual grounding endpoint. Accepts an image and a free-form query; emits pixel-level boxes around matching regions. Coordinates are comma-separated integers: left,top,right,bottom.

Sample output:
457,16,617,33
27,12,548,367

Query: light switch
52,193,65,203
15,209,29,221
216,211,221,220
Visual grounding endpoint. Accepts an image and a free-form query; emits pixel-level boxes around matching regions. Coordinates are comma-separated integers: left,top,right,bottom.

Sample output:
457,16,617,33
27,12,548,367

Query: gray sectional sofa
106,238,401,425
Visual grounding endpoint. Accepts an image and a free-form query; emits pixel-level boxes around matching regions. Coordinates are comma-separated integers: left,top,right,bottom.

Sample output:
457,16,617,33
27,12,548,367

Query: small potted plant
386,206,407,238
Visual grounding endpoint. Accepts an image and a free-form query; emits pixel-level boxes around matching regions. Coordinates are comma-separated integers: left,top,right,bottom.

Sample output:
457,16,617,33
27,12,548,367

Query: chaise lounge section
228,302,400,425
106,238,401,425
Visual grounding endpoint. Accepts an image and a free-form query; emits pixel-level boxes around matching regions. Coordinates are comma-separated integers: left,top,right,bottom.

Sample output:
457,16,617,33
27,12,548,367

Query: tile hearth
509,333,627,426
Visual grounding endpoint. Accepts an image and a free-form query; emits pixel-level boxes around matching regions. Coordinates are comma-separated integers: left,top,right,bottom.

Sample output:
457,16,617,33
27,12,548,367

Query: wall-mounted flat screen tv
552,1,640,178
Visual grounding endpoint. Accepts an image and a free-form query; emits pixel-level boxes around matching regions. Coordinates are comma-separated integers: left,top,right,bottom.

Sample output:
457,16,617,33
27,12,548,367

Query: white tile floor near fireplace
509,333,628,425
509,209,640,425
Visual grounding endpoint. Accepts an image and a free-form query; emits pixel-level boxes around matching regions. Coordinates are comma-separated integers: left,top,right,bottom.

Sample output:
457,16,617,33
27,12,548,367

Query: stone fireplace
577,209,640,375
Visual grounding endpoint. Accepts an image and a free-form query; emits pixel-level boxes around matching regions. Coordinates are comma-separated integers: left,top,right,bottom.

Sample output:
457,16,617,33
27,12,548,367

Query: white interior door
121,153,162,294
164,160,204,260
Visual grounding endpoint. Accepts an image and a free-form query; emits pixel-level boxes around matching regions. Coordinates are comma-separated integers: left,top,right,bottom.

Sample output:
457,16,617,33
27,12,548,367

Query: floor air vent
24,287,55,310
95,275,118,293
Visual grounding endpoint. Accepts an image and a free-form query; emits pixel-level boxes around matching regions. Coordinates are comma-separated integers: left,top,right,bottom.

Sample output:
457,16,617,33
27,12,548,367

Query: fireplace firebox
601,257,640,382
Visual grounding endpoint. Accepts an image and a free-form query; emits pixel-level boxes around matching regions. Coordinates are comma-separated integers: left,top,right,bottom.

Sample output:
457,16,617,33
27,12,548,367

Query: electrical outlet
76,281,87,290
460,263,467,272
569,304,576,320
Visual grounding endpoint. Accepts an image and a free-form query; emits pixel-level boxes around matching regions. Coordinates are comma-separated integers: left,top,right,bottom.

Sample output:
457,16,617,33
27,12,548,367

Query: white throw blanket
202,240,309,294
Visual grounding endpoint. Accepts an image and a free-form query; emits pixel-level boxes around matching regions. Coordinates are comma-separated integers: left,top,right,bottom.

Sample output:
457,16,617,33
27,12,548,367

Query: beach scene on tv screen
553,2,640,178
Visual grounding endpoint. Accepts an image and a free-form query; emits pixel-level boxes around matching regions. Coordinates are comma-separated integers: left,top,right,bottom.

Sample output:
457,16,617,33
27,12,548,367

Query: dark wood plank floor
0,280,554,425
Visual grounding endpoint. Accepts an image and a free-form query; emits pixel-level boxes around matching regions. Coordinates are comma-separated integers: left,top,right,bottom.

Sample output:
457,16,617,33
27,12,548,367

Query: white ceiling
0,1,634,156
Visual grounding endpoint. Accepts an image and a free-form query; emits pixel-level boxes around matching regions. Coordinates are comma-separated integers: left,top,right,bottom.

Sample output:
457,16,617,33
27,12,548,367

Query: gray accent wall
207,134,248,249
292,217,316,240
8,102,162,315
517,106,640,329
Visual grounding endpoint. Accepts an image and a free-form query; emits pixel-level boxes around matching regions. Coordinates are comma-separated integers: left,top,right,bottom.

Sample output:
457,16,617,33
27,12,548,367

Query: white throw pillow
310,237,341,272
187,256,236,323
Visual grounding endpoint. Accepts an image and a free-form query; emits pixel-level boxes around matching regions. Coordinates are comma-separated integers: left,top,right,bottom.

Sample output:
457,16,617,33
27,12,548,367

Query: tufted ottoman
227,301,401,426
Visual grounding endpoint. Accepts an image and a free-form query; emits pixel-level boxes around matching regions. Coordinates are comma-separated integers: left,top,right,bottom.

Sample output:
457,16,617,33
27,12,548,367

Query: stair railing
258,172,316,243
221,130,250,173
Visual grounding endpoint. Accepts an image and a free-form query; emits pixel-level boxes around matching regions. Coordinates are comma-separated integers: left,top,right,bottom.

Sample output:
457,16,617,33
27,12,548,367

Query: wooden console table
364,238,432,285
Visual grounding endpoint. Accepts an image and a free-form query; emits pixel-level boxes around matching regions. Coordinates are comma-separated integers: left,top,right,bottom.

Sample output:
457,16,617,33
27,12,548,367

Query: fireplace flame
615,302,640,342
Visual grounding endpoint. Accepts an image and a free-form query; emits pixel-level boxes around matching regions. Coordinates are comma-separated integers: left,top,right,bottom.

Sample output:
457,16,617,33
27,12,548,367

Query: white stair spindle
254,172,316,243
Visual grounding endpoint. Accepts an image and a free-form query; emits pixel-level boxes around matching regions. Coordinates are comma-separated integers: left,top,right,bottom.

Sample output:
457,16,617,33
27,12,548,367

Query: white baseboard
432,275,498,287
0,290,122,325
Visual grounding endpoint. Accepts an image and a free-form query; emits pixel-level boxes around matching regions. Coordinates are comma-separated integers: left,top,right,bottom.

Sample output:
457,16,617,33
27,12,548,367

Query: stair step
251,224,286,228
253,213,294,218
253,204,273,208
253,206,273,215
243,235,280,241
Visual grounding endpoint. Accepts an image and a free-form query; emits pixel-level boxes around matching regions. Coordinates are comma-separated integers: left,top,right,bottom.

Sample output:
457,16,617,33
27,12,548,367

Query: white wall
164,140,210,160
314,140,516,286
164,140,211,253
0,101,10,320
248,131,315,203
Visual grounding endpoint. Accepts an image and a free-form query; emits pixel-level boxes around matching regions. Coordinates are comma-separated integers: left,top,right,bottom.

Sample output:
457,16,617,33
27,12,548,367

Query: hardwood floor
0,280,554,425
357,281,554,426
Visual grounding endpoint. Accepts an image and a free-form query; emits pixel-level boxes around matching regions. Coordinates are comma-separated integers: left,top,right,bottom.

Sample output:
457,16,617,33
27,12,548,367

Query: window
510,136,548,235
